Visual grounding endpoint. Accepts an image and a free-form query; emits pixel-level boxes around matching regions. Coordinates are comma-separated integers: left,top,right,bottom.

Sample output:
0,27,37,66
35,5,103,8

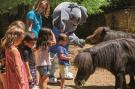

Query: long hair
86,26,135,44
1,26,24,49
74,38,135,81
8,20,25,30
34,0,50,17
36,28,52,49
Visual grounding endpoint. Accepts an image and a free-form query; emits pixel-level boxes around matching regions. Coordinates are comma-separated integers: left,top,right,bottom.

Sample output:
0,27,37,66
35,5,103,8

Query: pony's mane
86,27,135,44
82,38,135,69
104,30,135,41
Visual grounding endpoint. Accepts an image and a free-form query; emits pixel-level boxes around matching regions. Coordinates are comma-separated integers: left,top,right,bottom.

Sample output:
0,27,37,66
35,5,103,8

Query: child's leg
0,74,4,89
36,68,40,85
0,73,6,89
49,52,58,83
40,75,49,89
59,65,67,89
37,66,49,89
60,78,65,89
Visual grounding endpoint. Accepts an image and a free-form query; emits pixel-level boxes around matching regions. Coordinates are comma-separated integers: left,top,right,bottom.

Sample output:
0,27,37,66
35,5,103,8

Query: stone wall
105,6,135,32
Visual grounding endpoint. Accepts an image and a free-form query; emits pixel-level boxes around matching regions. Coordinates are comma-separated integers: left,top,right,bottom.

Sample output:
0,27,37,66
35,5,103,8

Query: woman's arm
26,20,33,32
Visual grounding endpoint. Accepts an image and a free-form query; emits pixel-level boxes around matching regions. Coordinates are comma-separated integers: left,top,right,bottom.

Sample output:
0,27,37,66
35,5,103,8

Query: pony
74,38,135,89
86,27,135,44
86,27,135,86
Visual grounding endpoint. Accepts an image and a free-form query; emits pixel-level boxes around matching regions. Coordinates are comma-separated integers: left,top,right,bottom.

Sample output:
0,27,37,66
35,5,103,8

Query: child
19,32,39,89
35,28,56,89
0,48,6,89
1,26,29,89
8,20,26,30
0,20,26,89
57,33,72,89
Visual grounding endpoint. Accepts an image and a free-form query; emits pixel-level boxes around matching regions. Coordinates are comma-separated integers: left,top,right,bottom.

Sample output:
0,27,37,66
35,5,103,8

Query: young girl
35,28,56,89
0,20,26,89
8,20,26,30
0,47,6,89
1,26,29,89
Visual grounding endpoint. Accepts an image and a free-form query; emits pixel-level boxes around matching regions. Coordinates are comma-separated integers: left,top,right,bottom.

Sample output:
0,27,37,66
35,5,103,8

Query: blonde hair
1,26,24,49
8,20,26,30
34,0,50,17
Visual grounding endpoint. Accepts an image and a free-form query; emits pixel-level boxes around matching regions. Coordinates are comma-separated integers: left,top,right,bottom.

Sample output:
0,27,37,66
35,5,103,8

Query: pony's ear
101,27,107,36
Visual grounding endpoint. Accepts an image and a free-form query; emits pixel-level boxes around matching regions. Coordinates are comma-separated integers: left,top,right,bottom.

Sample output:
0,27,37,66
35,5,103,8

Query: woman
26,0,50,38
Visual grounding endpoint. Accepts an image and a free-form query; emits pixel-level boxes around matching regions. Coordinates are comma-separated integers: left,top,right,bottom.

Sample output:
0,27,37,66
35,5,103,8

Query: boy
57,33,72,89
19,32,39,89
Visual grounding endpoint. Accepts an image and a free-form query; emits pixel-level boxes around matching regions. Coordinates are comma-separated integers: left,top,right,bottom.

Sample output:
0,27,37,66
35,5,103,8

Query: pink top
6,46,29,89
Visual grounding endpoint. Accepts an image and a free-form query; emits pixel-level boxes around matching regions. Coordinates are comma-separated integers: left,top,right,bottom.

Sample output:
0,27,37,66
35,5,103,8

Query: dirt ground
48,44,130,89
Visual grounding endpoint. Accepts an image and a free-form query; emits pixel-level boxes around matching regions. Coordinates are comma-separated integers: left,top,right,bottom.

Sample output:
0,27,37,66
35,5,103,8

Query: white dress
35,47,51,66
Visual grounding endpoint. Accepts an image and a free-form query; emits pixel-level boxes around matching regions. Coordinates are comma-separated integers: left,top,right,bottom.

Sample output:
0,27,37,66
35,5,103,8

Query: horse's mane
104,30,135,41
86,26,135,44
75,38,135,72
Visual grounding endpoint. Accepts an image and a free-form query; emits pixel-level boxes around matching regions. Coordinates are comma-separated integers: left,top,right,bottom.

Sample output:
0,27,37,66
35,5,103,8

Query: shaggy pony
74,38,135,89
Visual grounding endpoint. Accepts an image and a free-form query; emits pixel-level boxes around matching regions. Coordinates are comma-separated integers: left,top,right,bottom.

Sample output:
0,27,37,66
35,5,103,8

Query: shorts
59,65,69,78
37,66,50,76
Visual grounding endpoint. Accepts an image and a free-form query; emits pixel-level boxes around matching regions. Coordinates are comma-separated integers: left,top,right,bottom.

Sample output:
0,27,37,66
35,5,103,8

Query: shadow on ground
67,85,114,89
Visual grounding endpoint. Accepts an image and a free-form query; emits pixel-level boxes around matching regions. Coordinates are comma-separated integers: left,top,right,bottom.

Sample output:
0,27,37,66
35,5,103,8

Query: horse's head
74,52,94,88
86,26,110,44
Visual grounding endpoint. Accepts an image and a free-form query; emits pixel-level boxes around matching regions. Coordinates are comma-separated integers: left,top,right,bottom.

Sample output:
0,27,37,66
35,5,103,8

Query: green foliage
0,0,35,14
0,0,110,14
81,0,109,14
50,0,110,14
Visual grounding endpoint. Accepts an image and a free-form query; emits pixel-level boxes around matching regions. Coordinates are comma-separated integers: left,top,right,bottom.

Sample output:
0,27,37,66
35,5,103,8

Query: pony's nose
76,85,84,89
74,79,82,87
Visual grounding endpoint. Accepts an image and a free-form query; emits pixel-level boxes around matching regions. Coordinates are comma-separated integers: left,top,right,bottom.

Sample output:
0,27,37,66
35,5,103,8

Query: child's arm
48,31,56,46
10,48,24,84
59,53,72,60
24,62,32,81
22,50,32,81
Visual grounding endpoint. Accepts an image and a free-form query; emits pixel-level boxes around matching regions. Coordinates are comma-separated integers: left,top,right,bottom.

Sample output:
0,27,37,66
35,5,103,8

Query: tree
0,0,35,14
50,0,110,14
0,0,110,14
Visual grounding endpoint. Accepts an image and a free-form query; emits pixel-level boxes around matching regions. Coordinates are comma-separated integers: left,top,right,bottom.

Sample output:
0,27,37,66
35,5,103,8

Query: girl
8,20,26,30
1,26,29,89
35,28,56,89
0,20,26,89
26,0,50,38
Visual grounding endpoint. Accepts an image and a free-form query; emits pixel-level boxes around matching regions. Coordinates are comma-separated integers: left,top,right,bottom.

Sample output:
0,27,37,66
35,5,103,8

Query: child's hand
68,56,72,60
19,79,25,85
28,75,33,82
47,41,53,46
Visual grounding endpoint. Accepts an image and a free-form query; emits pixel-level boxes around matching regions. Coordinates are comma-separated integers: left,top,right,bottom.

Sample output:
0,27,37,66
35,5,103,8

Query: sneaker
65,72,74,80
49,77,57,83
32,85,40,89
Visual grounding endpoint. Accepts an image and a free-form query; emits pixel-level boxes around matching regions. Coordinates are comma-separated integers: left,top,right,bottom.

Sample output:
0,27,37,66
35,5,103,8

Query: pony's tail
74,52,94,73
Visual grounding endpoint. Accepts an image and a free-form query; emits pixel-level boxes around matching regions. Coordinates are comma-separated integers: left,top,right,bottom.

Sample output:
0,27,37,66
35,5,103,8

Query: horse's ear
101,27,107,36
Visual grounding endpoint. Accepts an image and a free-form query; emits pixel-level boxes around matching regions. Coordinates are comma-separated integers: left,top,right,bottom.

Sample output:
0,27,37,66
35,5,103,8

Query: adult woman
26,0,50,38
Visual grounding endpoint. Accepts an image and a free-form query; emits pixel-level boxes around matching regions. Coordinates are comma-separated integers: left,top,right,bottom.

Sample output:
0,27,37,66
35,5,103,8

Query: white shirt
35,47,51,66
